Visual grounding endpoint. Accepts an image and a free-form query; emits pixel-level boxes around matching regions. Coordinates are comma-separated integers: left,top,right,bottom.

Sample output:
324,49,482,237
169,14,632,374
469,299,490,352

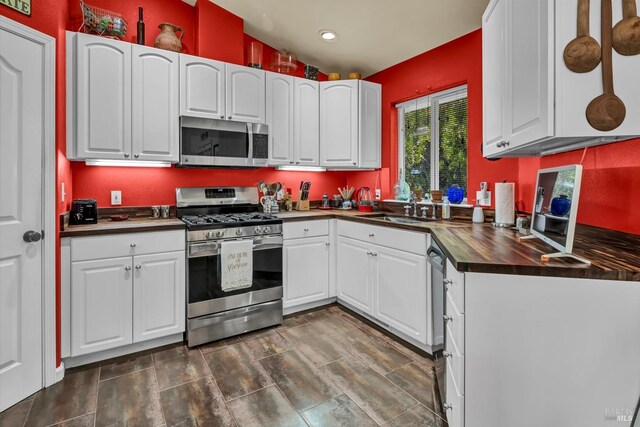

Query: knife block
295,200,310,211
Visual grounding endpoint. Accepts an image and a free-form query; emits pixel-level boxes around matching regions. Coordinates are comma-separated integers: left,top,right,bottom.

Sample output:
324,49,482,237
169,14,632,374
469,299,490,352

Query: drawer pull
325,242,330,246
124,266,131,271
304,228,310,231
371,252,377,257
443,279,453,285
443,315,452,322
130,243,137,248
443,351,452,358
368,233,375,237
443,403,453,410
366,251,373,255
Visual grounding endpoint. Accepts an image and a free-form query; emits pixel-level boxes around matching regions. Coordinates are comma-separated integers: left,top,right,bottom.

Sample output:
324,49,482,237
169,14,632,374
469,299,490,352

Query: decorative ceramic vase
154,23,183,53
447,185,465,204
550,195,571,216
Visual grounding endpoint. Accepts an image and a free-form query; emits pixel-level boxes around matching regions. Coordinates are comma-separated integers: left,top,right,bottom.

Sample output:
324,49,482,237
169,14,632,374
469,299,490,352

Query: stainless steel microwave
179,117,268,168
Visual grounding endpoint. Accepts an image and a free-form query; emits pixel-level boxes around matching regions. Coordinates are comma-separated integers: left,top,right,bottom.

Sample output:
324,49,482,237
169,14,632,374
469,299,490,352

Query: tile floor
1,305,447,427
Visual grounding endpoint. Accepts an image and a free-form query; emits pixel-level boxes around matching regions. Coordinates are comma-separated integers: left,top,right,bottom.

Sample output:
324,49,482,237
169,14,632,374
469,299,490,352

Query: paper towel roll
495,182,515,225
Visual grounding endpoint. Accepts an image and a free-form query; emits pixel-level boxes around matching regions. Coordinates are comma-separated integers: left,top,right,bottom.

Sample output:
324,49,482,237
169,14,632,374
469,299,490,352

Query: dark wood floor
1,305,447,427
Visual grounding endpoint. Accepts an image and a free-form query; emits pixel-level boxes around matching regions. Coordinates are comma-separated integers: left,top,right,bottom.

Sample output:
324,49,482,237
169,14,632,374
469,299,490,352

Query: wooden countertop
60,217,185,237
277,209,640,282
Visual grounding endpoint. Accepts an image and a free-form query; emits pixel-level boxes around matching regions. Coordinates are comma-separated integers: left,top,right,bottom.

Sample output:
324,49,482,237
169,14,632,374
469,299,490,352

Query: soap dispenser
472,200,485,223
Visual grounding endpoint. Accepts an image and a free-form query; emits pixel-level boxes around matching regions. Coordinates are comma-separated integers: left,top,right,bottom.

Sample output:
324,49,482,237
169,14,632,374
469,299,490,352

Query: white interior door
0,18,50,412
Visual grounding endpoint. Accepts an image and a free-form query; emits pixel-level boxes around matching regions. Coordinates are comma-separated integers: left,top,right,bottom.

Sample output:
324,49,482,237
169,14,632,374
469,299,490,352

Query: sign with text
1,0,31,16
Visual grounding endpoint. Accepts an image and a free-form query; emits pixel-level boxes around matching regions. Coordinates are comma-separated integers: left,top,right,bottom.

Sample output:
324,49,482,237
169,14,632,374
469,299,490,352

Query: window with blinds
397,85,468,194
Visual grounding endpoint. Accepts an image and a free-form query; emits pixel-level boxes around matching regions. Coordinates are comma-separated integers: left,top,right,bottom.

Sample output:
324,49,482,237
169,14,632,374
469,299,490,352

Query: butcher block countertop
278,209,640,282
60,217,185,237
60,208,640,281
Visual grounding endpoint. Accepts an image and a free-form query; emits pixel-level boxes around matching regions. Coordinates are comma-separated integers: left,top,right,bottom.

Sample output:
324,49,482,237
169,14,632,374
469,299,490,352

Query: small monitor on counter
527,164,590,265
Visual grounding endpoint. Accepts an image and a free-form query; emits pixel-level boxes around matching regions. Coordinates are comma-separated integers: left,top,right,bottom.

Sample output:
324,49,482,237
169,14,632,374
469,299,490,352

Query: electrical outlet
111,191,122,205
61,182,66,202
375,189,381,200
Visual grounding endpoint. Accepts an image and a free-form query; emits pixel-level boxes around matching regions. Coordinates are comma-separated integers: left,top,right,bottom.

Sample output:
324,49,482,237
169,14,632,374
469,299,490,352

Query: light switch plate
476,190,491,206
111,191,122,205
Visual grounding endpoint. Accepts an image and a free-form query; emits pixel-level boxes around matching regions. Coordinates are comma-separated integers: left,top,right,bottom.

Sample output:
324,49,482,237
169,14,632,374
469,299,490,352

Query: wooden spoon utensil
586,0,626,131
613,0,640,55
564,0,602,72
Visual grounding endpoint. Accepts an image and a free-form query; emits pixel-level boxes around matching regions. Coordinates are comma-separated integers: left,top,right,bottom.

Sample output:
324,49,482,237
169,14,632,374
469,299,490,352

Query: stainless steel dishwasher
427,239,446,402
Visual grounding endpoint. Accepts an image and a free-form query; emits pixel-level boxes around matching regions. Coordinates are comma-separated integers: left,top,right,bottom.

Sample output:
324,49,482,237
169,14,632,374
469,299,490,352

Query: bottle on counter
442,195,451,220
472,200,484,223
137,7,145,45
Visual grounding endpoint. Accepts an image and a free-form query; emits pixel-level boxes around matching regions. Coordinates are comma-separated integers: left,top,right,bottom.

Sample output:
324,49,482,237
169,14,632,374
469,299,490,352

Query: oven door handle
253,235,283,251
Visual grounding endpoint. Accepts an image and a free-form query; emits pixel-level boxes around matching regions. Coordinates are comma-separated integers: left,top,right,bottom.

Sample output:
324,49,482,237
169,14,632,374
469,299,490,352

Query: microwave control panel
253,134,269,159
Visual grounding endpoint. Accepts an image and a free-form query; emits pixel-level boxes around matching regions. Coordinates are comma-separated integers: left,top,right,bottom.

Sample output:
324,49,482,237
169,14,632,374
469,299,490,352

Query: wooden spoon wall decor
564,0,602,72
586,0,627,130
613,0,640,55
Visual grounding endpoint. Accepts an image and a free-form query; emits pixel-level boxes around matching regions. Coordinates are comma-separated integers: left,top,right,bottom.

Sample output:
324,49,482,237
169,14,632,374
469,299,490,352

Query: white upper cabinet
180,54,225,120
74,33,131,160
132,45,179,162
266,72,295,165
225,64,266,124
358,81,382,168
482,0,640,158
294,79,320,166
320,80,359,167
68,32,179,163
320,80,381,168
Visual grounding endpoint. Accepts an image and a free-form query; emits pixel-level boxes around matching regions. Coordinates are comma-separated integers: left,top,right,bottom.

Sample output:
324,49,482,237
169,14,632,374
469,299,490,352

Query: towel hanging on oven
221,239,253,292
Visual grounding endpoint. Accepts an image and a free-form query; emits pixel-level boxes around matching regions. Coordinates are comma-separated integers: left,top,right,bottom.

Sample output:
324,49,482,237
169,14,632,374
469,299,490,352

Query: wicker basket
79,1,127,38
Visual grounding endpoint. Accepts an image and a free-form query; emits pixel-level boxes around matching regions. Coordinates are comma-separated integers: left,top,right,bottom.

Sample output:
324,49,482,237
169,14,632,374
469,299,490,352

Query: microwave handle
247,122,254,160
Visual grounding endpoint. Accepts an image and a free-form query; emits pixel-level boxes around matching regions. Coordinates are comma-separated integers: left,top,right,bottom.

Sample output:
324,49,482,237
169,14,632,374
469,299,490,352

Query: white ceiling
205,0,489,77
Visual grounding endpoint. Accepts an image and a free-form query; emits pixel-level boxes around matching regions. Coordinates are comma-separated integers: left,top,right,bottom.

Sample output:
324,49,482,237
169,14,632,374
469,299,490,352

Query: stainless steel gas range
176,187,283,347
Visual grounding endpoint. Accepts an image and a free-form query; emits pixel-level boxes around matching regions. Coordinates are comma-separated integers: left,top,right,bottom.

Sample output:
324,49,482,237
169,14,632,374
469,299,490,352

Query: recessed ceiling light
319,30,338,42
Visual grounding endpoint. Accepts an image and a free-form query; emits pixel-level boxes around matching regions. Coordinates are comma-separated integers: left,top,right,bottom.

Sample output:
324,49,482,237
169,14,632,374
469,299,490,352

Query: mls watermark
604,408,634,422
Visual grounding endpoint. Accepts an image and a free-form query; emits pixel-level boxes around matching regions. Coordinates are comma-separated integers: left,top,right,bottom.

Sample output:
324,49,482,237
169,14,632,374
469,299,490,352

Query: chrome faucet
409,192,419,218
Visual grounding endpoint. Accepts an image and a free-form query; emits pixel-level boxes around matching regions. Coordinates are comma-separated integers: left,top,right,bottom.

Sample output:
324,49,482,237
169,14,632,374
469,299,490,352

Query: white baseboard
64,333,184,368
283,297,336,316
54,362,65,384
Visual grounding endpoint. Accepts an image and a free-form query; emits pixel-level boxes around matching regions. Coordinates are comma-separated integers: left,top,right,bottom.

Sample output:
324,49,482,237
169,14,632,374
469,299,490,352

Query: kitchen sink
361,213,434,224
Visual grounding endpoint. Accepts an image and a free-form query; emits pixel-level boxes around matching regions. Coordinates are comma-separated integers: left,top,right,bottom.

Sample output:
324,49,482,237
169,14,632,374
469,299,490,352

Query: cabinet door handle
352,162,357,165
368,233,375,237
135,264,142,270
325,242,330,246
443,351,452,358
295,161,300,164
443,279,453,285
124,153,130,158
130,243,137,248
304,228,310,231
227,116,232,120
371,252,377,257
366,251,372,255
134,154,139,159
443,403,453,410
443,315,452,322
124,266,131,271
220,114,224,119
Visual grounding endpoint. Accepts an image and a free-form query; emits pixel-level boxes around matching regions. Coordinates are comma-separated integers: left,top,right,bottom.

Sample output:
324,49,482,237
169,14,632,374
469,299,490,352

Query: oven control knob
235,229,242,236
216,230,224,238
206,231,215,239
254,226,262,234
263,226,271,234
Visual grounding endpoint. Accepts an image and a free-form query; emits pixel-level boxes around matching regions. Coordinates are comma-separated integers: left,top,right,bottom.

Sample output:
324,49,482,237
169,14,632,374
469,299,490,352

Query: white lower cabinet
133,252,185,343
374,245,428,342
336,236,373,314
71,257,134,356
282,220,332,311
67,231,185,357
283,236,329,308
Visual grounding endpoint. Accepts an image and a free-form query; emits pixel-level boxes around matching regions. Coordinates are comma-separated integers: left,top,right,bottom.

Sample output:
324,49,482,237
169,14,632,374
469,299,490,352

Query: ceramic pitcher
154,23,183,53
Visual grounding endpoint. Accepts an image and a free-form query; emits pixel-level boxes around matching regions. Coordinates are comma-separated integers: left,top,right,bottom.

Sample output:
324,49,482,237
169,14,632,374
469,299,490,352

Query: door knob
23,230,42,242
135,264,142,270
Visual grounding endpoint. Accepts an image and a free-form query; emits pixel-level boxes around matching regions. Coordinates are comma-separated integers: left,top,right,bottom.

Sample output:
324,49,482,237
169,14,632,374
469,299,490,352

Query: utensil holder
295,200,310,211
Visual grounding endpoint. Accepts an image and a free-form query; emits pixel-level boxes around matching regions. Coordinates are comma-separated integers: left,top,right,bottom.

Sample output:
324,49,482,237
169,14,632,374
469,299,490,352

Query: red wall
519,139,640,235
195,1,242,62
355,29,520,203
73,164,346,205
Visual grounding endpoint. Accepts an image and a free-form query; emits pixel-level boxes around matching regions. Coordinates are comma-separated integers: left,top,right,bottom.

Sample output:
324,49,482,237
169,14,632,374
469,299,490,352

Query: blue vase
447,185,465,204
550,195,571,216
